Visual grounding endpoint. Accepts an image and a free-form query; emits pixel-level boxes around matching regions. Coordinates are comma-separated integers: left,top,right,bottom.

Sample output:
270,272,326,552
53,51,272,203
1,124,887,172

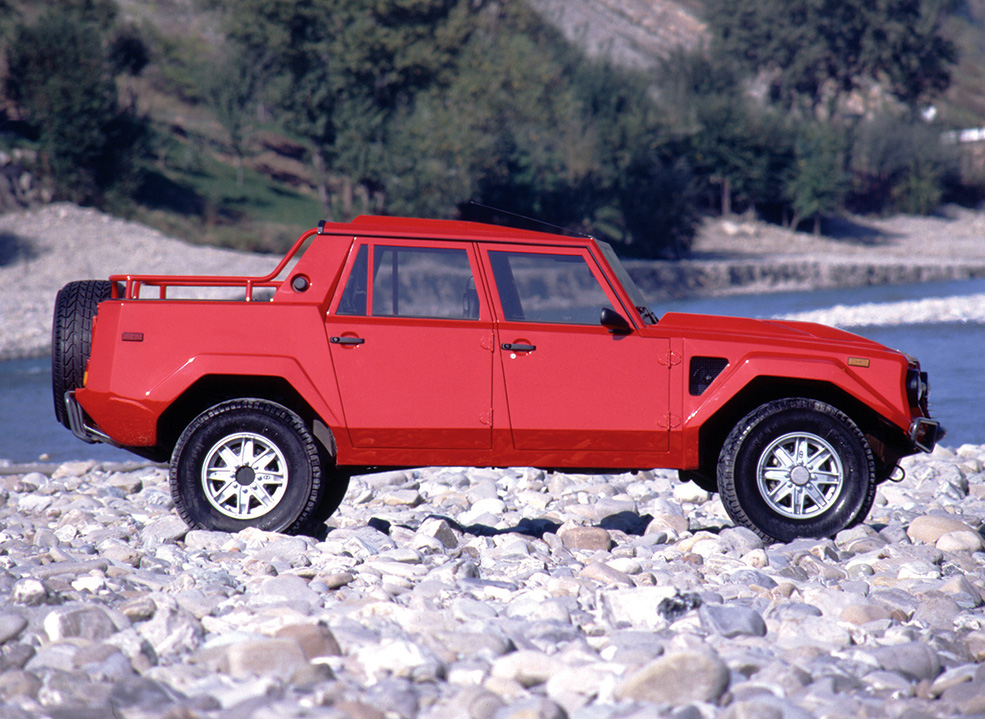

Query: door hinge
480,333,495,352
658,351,682,367
658,413,681,429
479,409,493,426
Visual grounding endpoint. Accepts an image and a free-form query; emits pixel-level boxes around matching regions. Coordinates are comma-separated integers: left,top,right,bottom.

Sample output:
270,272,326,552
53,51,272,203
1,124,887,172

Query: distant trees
218,0,473,218
213,0,700,257
784,124,848,234
705,0,956,112
4,1,149,205
0,0,971,250
206,45,266,188
678,0,961,231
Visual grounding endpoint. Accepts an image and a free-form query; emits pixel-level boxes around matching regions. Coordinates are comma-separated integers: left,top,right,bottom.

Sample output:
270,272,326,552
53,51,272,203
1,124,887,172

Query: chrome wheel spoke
757,431,845,519
767,480,794,506
791,486,806,515
201,432,289,520
214,479,241,507
803,481,828,509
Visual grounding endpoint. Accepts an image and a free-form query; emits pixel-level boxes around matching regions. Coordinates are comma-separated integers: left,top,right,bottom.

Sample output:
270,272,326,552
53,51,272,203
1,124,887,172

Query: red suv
52,216,942,542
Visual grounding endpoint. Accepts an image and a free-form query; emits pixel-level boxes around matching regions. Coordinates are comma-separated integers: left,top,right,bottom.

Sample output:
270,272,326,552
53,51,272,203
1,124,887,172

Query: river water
2,278,983,464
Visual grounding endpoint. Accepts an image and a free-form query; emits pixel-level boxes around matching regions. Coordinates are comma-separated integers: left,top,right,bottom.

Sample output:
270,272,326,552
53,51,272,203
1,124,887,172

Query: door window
488,251,614,324
372,246,476,319
335,244,479,320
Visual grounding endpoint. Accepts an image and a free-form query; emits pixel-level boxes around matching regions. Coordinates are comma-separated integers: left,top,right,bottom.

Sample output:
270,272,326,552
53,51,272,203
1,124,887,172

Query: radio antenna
465,201,595,240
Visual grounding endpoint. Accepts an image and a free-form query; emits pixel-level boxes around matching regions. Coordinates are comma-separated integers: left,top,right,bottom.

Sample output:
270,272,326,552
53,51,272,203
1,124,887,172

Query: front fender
680,352,912,467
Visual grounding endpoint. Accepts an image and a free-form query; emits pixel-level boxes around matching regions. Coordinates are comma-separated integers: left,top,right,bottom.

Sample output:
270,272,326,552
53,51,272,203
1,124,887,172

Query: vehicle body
52,216,943,542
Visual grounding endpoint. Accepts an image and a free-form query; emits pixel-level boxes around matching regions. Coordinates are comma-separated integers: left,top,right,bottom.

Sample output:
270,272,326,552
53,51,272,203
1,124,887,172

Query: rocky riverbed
0,446,984,718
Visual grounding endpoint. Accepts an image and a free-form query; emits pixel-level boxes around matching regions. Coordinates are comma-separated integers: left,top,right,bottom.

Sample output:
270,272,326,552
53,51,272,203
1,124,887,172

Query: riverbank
3,204,985,359
0,205,274,360
0,445,983,718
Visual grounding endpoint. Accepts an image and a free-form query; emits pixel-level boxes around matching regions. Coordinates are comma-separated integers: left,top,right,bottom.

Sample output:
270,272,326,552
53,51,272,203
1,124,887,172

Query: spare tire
52,280,113,428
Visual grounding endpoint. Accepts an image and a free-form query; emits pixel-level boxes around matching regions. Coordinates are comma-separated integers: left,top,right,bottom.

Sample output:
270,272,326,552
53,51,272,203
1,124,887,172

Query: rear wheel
717,398,876,543
51,280,113,427
170,399,341,535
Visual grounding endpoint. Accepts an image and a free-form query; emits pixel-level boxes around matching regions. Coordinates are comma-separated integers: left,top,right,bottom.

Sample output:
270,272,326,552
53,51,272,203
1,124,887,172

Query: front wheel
170,399,337,535
717,398,876,543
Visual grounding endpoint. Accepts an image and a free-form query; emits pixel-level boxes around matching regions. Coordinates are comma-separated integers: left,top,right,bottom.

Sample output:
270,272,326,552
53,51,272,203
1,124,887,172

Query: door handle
331,336,365,346
502,342,536,352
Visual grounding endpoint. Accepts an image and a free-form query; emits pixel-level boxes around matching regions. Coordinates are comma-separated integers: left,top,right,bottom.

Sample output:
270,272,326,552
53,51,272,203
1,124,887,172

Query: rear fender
79,353,344,450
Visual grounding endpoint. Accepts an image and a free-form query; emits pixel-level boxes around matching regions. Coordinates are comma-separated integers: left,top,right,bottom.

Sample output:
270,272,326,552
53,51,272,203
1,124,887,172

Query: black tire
300,455,352,537
170,399,339,535
717,398,876,543
52,280,113,428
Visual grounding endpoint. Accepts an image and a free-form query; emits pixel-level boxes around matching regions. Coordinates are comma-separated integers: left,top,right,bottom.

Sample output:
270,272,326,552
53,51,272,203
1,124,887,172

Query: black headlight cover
906,367,929,408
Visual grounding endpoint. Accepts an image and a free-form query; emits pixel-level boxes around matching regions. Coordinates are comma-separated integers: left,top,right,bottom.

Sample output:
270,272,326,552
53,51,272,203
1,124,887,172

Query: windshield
597,241,658,325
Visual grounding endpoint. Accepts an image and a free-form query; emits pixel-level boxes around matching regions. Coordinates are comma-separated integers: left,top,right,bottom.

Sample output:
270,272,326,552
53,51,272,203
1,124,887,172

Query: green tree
706,0,956,112
850,113,954,214
221,0,472,219
5,6,147,204
784,123,848,234
207,45,267,188
659,49,795,219
383,4,700,257
109,22,150,108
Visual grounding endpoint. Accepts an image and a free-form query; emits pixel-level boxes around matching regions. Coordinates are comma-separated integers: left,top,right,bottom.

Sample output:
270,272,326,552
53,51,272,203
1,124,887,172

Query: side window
489,251,614,325
337,244,369,315
372,246,478,320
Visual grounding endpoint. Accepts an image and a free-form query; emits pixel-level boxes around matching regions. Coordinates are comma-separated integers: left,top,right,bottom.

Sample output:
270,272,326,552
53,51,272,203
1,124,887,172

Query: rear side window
336,244,479,320
337,245,369,315
488,251,613,325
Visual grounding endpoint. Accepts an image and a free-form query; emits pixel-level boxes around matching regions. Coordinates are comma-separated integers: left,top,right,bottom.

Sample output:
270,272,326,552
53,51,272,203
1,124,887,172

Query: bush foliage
0,0,973,252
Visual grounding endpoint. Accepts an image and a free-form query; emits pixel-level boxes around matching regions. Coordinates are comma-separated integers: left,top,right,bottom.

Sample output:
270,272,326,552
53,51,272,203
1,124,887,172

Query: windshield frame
596,241,657,325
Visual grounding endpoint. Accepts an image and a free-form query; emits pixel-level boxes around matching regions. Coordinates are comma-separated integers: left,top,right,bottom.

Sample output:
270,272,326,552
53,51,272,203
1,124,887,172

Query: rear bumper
909,417,944,453
64,391,117,447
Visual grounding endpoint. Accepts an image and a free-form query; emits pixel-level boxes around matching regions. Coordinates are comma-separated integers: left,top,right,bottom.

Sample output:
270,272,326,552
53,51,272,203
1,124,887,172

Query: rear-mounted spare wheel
52,280,113,428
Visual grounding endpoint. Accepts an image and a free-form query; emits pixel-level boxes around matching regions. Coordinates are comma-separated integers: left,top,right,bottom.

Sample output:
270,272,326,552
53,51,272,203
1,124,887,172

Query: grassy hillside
2,0,324,252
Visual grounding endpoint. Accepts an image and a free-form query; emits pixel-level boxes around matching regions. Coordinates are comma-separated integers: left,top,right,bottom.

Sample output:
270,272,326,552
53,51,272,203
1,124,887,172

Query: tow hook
888,465,906,483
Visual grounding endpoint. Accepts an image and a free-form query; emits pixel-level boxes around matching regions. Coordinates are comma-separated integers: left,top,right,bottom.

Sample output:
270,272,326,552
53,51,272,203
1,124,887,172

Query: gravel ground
2,203,985,359
0,448,983,718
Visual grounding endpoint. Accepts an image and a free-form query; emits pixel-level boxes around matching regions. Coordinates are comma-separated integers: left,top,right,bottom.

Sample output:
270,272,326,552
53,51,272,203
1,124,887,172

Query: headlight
906,368,929,407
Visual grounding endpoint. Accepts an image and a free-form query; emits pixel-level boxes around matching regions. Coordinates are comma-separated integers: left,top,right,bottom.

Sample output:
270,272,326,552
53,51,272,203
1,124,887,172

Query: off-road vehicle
52,216,942,542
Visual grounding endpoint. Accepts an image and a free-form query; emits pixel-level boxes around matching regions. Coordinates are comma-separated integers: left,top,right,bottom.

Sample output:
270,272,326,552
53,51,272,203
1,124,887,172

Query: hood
657,312,889,351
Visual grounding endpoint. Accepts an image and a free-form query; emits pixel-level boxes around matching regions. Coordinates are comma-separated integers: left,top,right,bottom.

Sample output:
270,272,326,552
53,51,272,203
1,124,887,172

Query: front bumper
909,417,945,453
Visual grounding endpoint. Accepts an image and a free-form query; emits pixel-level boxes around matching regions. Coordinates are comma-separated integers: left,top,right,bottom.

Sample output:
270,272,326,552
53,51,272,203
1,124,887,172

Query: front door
484,247,670,453
328,241,494,449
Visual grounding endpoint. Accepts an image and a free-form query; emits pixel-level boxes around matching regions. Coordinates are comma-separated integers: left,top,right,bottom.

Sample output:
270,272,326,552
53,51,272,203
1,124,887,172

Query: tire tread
51,280,112,427
170,398,326,536
717,398,876,543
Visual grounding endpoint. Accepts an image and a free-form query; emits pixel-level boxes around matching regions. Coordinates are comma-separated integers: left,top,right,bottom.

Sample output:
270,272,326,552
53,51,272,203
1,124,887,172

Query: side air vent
689,357,729,396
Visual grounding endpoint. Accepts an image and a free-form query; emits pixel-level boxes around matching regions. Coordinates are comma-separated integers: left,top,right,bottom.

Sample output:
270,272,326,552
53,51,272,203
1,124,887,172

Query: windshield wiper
637,305,659,325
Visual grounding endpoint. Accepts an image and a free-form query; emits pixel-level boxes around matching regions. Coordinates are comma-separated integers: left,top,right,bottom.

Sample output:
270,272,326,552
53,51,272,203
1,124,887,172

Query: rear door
327,240,494,449
483,245,670,453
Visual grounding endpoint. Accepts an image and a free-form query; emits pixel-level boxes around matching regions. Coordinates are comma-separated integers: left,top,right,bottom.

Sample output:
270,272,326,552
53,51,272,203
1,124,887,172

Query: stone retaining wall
627,258,985,299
